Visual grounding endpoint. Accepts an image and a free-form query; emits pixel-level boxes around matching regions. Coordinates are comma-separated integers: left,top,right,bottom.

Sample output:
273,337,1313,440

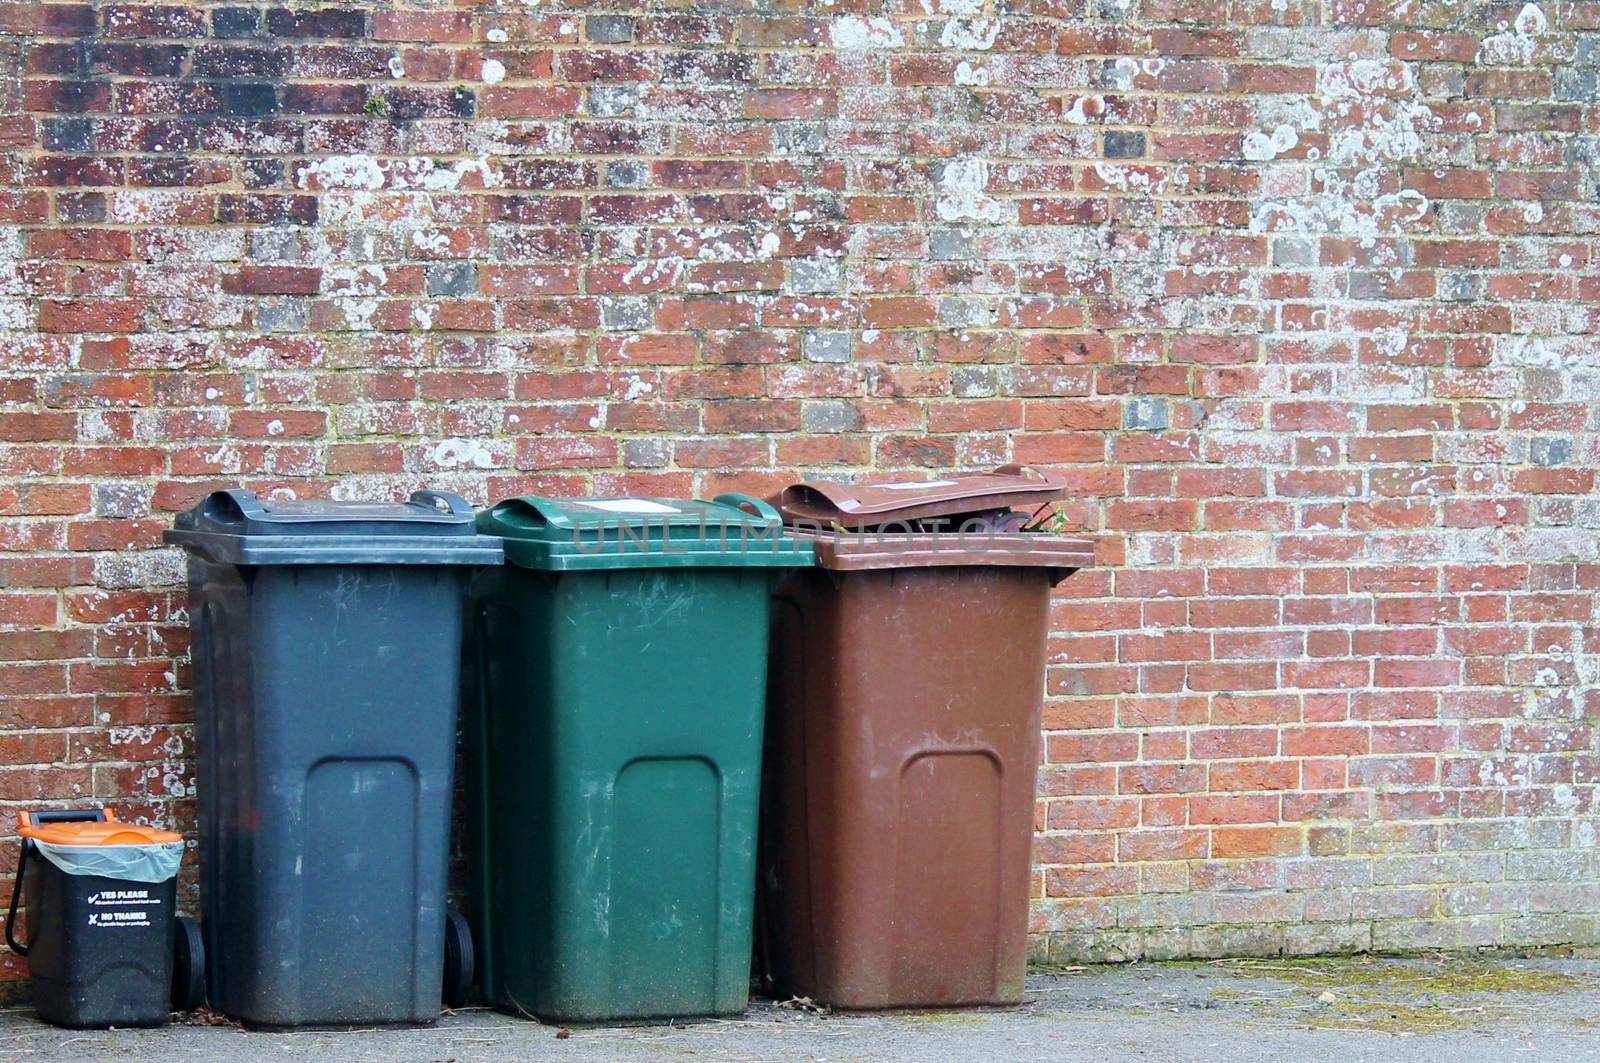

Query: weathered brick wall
2,0,1598,982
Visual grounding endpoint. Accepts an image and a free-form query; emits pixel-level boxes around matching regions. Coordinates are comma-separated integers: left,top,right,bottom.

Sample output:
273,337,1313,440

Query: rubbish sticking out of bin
466,494,811,1023
759,467,1094,1010
165,489,501,1028
5,809,183,1029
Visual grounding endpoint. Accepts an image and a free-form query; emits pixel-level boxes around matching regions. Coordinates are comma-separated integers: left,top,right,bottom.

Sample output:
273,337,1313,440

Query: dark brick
94,484,151,519
198,118,303,154
605,160,649,189
1555,68,1600,103
55,192,105,223
132,118,206,153
128,157,232,187
102,4,206,38
661,51,755,83
426,263,478,297
1125,398,1169,430
571,123,656,154
115,81,221,115
773,122,825,154
1439,274,1483,302
26,43,84,76
41,117,94,153
384,86,475,120
191,44,292,77
265,7,366,38
219,193,317,224
28,156,123,187
24,80,113,114
281,83,368,114
587,15,634,42
254,298,308,332
87,42,188,77
241,157,284,188
220,82,279,116
1104,130,1146,158
37,4,98,34
1532,437,1572,466
588,86,637,118
289,44,396,78
211,7,260,37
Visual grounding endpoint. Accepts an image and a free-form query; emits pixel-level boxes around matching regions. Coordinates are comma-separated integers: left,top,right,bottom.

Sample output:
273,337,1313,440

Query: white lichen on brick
935,159,1016,223
1477,3,1549,64
829,16,903,49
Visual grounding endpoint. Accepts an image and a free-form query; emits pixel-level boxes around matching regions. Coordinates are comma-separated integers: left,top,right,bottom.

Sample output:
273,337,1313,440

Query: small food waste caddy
165,488,502,1027
5,808,184,1028
759,466,1095,1009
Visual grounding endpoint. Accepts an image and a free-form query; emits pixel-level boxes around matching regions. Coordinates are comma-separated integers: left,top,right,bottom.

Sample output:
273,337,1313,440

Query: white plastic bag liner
32,840,184,883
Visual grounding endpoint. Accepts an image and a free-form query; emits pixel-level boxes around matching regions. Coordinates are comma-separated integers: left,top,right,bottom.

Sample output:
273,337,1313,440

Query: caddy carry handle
6,808,107,957
22,809,108,827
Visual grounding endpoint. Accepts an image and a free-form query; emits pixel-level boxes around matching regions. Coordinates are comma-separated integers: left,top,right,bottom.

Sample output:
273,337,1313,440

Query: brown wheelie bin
759,466,1094,1009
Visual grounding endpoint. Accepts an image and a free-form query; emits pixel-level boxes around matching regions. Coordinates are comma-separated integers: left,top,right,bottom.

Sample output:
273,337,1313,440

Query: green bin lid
477,493,814,571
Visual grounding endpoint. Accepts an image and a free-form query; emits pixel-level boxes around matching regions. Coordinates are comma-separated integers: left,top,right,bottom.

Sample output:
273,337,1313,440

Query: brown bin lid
772,464,1067,527
792,528,1094,581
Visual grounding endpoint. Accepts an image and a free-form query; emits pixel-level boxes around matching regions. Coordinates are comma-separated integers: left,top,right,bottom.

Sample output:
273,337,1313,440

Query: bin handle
994,463,1049,482
8,807,111,955
6,839,30,957
713,493,781,527
410,490,473,516
196,489,265,528
487,497,573,531
19,809,108,828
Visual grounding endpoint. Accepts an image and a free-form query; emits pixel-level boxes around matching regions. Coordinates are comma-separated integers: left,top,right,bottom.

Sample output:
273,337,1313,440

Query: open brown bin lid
772,464,1068,527
790,528,1094,582
771,465,1090,582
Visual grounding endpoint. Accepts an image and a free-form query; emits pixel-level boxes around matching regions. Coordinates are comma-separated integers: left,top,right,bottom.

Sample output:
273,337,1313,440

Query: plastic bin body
8,812,181,1029
166,489,500,1028
466,495,810,1024
758,468,1092,1010
23,866,177,1028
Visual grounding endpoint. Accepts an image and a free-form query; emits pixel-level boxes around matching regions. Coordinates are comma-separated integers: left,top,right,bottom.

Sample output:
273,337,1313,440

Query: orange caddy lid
18,810,181,847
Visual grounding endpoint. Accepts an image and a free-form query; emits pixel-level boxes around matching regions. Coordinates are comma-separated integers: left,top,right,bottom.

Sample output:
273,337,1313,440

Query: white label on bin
88,890,159,907
576,499,680,514
88,910,152,928
877,479,959,490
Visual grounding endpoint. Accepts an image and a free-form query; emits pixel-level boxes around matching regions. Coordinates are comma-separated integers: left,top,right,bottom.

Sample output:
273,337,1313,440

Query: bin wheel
172,914,206,1012
442,908,474,1010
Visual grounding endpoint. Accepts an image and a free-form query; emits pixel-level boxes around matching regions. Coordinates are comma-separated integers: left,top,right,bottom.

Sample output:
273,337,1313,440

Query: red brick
0,0,1593,974
372,10,471,41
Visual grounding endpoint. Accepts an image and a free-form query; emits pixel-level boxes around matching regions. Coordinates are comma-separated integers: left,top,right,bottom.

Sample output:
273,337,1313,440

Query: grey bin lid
164,488,504,566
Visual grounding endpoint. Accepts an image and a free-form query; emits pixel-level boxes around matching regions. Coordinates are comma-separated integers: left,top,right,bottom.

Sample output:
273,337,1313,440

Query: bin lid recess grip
196,487,266,527
712,492,782,528
482,496,575,533
773,464,1069,526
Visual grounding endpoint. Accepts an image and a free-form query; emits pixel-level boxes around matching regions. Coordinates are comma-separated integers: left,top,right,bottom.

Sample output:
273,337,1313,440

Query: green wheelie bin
465,494,811,1023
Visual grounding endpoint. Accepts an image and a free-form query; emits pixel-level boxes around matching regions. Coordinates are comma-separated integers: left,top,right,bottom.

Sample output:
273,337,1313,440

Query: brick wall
2,0,1598,983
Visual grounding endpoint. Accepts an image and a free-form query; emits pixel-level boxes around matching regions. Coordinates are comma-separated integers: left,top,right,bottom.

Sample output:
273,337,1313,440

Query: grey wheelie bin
165,489,501,1027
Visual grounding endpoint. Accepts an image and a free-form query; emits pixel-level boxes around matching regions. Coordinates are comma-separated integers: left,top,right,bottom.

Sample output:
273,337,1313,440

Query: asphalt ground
3,953,1597,1062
